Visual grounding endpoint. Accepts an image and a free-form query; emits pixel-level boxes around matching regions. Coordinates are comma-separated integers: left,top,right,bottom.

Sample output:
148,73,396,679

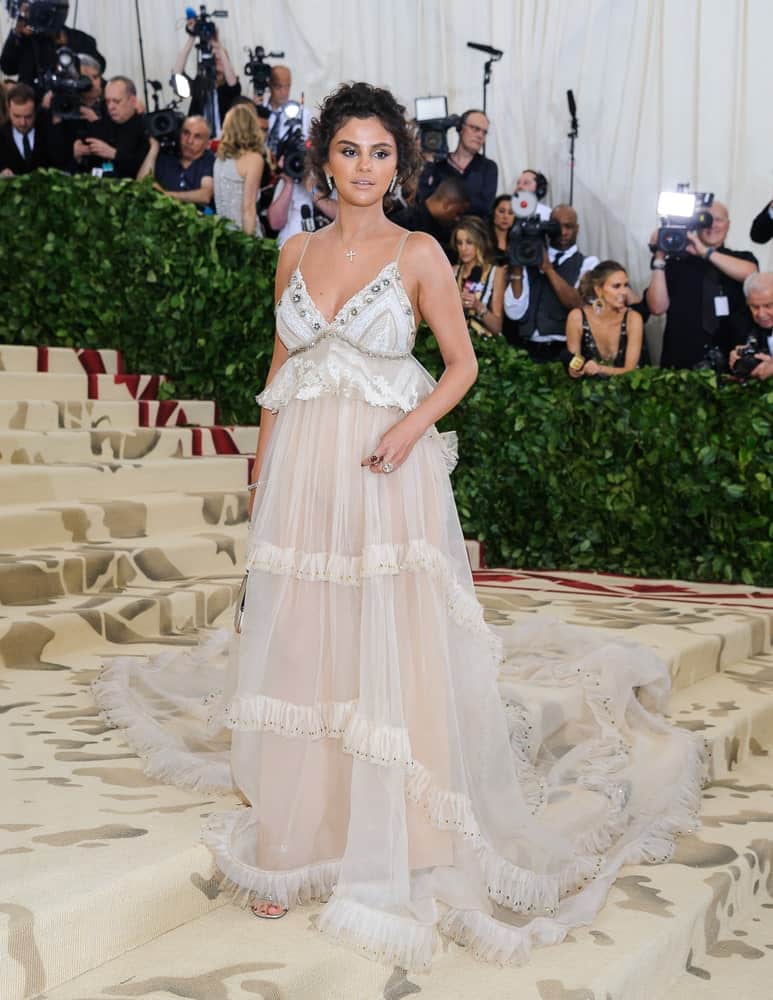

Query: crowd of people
1,8,772,382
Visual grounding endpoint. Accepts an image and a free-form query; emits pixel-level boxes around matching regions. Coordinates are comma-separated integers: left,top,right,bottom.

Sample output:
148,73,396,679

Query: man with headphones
514,169,551,221
415,108,498,219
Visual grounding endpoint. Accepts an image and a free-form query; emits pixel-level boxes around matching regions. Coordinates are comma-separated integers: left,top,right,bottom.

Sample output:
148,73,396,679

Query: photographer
45,52,103,169
729,272,773,381
1,1,105,92
267,159,336,248
504,204,599,362
391,177,470,258
173,16,240,137
0,80,55,174
137,115,214,209
415,109,497,219
646,200,758,369
73,75,148,179
263,65,312,154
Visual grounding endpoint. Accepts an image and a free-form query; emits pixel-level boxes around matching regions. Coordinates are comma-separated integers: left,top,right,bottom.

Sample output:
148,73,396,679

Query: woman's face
597,270,630,310
325,115,397,205
493,199,514,231
454,229,479,265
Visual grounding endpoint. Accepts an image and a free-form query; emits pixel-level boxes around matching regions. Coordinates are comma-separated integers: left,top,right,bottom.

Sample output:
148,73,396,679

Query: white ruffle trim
256,342,429,415
224,694,415,767
245,536,501,657
439,907,568,965
92,632,233,794
317,895,437,973
203,809,339,908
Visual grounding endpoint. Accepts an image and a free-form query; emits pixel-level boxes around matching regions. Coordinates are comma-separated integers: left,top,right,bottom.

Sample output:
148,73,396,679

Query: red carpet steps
2,344,773,999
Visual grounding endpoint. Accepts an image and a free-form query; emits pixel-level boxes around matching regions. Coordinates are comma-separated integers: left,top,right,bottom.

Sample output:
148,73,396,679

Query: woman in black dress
565,260,643,377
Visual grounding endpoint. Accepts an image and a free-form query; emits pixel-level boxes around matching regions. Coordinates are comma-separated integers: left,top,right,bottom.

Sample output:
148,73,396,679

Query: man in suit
0,81,53,175
729,272,773,380
73,76,148,179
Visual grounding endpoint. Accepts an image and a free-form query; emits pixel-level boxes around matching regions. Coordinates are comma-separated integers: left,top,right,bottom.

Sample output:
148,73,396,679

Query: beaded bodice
276,262,417,360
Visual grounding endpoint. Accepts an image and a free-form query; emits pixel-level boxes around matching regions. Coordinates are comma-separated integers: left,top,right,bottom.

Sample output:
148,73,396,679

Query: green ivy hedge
1,173,771,584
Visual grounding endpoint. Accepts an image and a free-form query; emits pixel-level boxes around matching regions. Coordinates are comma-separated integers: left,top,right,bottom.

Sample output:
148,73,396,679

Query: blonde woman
214,104,265,236
451,214,506,336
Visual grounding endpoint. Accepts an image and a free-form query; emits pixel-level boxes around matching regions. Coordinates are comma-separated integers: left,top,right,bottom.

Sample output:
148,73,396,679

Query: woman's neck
332,201,389,245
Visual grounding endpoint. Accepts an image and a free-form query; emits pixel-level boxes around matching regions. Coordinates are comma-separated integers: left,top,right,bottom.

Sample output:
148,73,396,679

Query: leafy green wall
2,173,771,583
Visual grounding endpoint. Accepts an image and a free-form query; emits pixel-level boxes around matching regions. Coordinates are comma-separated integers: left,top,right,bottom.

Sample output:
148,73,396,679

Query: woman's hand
460,289,482,313
583,359,601,376
361,415,423,475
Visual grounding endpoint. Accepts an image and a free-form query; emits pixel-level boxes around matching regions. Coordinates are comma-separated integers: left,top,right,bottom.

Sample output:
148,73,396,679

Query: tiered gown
94,231,704,971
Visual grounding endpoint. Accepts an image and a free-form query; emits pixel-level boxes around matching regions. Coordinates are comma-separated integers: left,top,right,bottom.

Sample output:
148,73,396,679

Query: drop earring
325,172,335,192
593,297,604,315
388,173,398,195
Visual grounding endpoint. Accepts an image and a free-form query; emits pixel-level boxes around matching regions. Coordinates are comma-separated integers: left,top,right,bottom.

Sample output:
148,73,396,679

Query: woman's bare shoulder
398,230,452,278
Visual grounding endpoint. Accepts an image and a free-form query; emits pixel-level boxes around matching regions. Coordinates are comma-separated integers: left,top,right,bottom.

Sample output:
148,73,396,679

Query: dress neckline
292,261,415,332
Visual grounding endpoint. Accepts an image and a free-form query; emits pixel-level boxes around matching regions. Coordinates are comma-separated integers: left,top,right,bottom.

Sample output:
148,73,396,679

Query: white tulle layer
93,381,706,973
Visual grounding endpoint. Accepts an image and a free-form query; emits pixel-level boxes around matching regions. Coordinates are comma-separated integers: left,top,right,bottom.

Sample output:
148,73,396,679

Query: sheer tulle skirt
94,393,704,970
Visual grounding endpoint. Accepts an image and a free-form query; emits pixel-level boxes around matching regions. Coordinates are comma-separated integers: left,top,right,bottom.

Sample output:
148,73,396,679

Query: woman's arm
266,177,293,231
479,265,505,335
363,233,478,474
565,308,585,378
241,153,264,236
247,232,306,514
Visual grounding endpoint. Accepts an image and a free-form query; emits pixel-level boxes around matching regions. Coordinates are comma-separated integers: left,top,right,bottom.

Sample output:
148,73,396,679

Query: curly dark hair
308,82,424,195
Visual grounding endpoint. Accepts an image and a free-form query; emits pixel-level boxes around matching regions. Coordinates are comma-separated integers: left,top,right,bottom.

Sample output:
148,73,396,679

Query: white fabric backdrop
3,0,772,284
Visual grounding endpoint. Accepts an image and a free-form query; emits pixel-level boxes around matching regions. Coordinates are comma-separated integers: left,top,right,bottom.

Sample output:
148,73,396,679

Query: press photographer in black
0,1,105,92
173,12,240,137
72,75,148,179
646,199,758,369
729,272,773,381
415,109,497,219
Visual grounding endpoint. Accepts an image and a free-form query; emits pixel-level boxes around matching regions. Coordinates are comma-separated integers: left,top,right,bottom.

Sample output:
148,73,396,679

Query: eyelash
341,148,390,159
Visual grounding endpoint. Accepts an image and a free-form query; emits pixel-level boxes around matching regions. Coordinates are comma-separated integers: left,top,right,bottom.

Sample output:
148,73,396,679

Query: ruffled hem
439,907,568,965
317,895,437,973
245,537,501,660
203,809,340,908
92,632,233,794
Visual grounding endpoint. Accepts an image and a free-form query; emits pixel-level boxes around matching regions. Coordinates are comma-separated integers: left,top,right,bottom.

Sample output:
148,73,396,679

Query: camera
731,342,761,379
39,46,90,119
184,4,227,43
414,96,459,160
276,102,307,181
5,0,69,34
655,186,714,256
507,190,560,267
145,80,185,152
244,45,284,97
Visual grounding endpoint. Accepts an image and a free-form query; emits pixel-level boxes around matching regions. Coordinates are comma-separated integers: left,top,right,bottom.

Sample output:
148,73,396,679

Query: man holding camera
263,65,312,156
173,17,240,137
0,80,54,174
729,272,773,381
73,76,148,179
503,204,598,361
391,177,470,259
415,109,497,219
1,1,105,92
137,116,214,209
646,201,758,369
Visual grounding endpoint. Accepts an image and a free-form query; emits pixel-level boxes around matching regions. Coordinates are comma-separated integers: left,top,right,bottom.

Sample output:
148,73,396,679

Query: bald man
647,200,758,369
729,272,773,380
263,65,311,156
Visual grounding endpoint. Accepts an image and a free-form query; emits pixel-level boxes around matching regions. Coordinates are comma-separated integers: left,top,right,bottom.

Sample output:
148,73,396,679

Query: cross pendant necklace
344,248,357,263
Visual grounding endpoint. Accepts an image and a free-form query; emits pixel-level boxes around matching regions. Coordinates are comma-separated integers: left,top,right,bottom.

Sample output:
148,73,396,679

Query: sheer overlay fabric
94,231,704,970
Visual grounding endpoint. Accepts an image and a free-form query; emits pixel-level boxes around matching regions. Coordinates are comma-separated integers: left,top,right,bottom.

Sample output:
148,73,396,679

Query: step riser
0,345,122,374
0,581,239,669
0,428,258,464
0,493,249,550
0,532,248,606
0,459,248,505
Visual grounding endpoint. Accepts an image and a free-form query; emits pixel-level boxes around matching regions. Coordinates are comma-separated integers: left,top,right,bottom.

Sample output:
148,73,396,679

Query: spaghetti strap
394,230,412,266
296,231,314,268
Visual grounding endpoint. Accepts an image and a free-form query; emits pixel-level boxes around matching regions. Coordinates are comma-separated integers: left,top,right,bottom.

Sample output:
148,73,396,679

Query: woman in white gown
94,83,704,971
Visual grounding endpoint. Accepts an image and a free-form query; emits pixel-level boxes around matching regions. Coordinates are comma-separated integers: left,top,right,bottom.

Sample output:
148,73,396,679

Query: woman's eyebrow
334,139,394,149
